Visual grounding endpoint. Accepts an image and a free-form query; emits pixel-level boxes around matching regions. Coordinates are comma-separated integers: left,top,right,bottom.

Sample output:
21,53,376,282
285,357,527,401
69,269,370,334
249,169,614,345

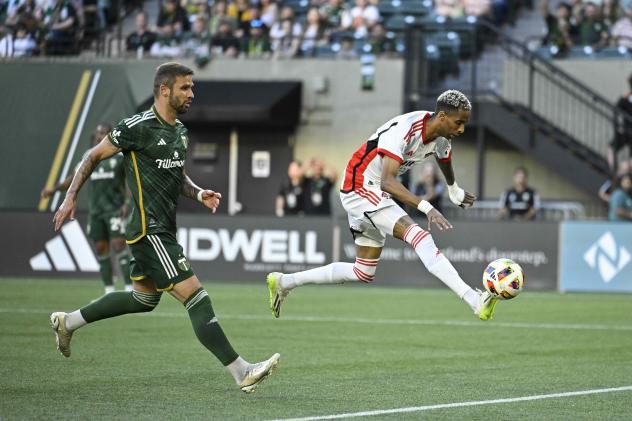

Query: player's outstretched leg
267,257,379,318
111,238,132,292
401,222,498,321
50,288,162,357
180,281,280,392
97,254,115,294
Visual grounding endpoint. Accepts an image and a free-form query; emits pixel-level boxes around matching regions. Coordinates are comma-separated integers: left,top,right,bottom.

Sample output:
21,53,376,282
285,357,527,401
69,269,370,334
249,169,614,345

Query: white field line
268,386,632,421
3,308,632,332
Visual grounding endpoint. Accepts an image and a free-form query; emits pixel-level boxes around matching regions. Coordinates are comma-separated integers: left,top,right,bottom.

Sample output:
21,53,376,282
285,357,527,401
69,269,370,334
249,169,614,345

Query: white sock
226,356,249,383
403,224,473,301
65,310,87,331
280,261,373,290
463,289,479,311
104,285,115,294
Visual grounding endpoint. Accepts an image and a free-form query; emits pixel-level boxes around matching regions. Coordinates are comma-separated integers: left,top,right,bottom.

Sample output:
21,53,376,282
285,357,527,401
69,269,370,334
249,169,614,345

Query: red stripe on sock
412,232,430,249
403,224,420,241
353,267,374,283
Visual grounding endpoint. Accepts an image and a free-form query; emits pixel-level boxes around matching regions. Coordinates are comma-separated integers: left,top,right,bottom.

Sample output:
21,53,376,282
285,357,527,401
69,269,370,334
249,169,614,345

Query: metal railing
404,19,632,163
441,200,587,221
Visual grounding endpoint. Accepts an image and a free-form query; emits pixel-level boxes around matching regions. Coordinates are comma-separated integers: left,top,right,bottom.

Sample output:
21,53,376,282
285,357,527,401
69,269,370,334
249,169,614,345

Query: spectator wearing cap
270,6,301,57
126,11,157,56
241,18,271,57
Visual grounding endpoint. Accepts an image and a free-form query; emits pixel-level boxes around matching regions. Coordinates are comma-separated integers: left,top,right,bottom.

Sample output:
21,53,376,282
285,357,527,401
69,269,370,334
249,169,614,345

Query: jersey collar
151,105,176,127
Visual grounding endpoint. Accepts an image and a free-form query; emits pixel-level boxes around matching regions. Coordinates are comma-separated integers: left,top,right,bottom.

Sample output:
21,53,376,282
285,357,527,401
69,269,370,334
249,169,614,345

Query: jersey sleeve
434,136,452,163
108,119,136,151
376,123,409,164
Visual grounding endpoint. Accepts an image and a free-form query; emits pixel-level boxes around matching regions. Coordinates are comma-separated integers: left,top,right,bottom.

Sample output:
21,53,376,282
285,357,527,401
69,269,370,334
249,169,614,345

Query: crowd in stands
541,0,632,56
1,0,524,59
0,0,141,56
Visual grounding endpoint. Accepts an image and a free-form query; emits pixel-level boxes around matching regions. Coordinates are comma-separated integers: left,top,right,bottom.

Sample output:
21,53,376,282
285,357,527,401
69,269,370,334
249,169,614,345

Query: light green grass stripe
5,308,632,332
270,385,632,421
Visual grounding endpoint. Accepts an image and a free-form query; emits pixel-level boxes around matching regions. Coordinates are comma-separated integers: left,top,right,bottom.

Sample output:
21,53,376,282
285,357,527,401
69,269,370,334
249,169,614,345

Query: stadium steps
478,100,609,197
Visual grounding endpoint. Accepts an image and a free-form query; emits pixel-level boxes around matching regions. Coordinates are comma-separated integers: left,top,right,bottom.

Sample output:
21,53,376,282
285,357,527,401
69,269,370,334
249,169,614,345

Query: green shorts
128,232,194,291
87,213,126,242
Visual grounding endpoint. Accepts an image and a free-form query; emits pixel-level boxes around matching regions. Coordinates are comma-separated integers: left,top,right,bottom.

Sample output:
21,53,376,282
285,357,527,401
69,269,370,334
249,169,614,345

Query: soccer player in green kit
50,62,280,393
42,123,133,294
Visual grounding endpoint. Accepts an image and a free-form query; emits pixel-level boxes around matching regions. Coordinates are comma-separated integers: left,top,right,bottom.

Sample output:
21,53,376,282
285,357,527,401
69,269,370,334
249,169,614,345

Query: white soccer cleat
267,272,289,318
50,312,73,357
474,289,498,321
239,353,281,393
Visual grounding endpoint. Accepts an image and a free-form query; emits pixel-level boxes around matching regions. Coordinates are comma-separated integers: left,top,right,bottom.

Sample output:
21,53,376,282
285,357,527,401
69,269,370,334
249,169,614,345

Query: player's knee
94,241,109,256
111,239,127,254
353,257,379,283
131,290,161,312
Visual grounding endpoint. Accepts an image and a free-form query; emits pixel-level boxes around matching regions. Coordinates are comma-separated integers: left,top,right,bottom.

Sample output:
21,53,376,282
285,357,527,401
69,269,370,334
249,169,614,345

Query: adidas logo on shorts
157,138,167,145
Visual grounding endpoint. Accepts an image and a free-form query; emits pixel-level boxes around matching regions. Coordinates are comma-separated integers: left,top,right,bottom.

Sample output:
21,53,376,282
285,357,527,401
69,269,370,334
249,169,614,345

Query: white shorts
340,189,408,248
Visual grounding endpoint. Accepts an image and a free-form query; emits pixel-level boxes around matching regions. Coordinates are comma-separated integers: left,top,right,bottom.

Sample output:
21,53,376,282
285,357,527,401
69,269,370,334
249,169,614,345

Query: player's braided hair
435,90,471,114
153,62,194,97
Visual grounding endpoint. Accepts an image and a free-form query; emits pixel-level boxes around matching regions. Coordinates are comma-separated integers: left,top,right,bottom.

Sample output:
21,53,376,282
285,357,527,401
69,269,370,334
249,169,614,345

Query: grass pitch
1,277,631,420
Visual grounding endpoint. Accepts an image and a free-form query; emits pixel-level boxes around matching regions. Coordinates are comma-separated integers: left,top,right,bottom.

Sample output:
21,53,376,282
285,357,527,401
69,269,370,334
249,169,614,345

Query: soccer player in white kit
267,89,498,321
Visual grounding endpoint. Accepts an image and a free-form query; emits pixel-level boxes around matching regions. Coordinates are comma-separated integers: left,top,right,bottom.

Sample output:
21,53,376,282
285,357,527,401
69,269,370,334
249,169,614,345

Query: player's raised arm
53,137,121,231
381,155,452,231
181,169,222,213
435,156,476,208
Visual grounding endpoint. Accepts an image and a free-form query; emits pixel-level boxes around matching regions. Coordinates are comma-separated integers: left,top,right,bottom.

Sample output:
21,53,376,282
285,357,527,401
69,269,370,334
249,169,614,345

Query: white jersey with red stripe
340,110,452,205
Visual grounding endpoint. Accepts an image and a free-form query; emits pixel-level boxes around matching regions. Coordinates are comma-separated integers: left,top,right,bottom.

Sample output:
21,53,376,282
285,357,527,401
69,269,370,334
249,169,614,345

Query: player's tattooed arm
181,170,222,213
53,137,120,231
181,170,202,200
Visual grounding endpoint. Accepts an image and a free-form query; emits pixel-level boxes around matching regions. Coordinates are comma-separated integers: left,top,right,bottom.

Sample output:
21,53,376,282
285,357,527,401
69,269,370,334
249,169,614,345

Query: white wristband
448,182,465,206
417,200,434,215
196,190,204,203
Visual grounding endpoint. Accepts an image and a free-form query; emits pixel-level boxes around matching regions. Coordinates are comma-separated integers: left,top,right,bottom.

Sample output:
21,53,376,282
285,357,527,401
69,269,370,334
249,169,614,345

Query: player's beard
169,93,190,114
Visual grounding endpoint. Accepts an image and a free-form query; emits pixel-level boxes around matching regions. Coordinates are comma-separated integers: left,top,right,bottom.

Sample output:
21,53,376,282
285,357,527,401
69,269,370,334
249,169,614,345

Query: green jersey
108,106,189,244
87,153,126,216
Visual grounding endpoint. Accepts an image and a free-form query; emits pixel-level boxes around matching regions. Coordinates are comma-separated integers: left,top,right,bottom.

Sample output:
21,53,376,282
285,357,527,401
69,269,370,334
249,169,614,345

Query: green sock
185,288,239,366
98,255,113,287
116,250,132,286
80,291,161,323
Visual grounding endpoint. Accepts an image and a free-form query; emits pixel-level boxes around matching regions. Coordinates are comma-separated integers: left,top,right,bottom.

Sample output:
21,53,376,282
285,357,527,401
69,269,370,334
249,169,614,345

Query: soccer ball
482,258,524,300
